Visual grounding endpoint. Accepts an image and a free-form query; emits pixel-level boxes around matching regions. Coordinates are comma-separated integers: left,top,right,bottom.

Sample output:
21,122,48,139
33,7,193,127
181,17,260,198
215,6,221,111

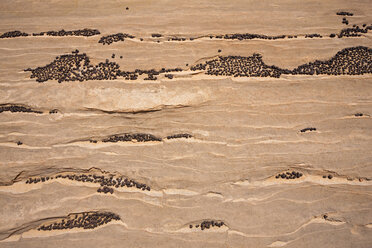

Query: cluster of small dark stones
90,133,192,143
32,29,100,37
26,176,53,184
17,141,23,145
166,133,192,139
300,127,317,133
24,50,89,83
25,173,151,192
96,176,150,192
97,174,150,193
98,186,114,194
338,25,372,38
189,220,224,230
24,50,184,83
342,17,349,25
323,174,333,179
276,171,303,179
292,46,372,76
102,133,162,143
98,33,135,45
214,33,286,40
49,109,58,114
337,11,353,16
138,68,182,80
191,54,291,78
0,104,42,114
24,50,122,82
354,113,364,117
165,74,174,79
336,11,372,37
37,212,120,231
25,47,371,83
151,33,162,38
168,37,187,41
305,33,322,38
0,30,29,38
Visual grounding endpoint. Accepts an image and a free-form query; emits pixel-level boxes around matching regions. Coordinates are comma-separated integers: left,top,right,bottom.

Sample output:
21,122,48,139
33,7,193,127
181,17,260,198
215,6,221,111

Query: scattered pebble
32,28,100,37
166,133,192,139
217,33,286,40
169,37,186,41
98,33,135,45
0,30,28,38
102,133,162,142
300,127,316,133
305,33,322,38
342,17,349,25
275,171,303,180
337,11,353,16
189,220,224,230
165,74,173,79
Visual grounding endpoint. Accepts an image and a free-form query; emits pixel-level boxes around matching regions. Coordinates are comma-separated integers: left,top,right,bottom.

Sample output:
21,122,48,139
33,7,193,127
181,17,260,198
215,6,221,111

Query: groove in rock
37,211,120,231
22,167,151,193
0,104,43,114
88,132,193,143
24,46,372,83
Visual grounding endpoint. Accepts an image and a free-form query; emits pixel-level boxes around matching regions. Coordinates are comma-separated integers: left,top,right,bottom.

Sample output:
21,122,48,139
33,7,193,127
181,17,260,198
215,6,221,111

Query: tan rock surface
0,1,371,247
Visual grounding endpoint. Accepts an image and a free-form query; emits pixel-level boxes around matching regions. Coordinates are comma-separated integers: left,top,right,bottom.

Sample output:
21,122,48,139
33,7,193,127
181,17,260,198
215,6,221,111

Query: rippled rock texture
0,1,371,248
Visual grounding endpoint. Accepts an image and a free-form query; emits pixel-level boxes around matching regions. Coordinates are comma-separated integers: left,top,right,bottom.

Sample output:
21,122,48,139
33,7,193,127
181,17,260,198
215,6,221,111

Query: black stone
300,127,316,133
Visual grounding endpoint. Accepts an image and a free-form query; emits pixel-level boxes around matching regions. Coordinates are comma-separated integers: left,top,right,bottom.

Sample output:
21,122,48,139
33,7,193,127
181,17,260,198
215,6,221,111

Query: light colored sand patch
26,221,124,240
0,143,52,149
54,141,162,148
163,189,199,196
205,192,224,198
268,241,289,247
234,174,372,187
175,225,228,233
